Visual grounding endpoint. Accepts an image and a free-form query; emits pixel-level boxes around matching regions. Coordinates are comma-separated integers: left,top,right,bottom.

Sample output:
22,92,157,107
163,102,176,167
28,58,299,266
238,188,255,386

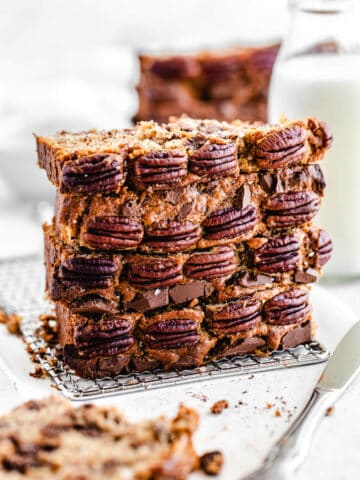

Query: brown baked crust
44,222,329,312
35,116,332,192
53,163,325,250
135,44,279,123
0,396,199,479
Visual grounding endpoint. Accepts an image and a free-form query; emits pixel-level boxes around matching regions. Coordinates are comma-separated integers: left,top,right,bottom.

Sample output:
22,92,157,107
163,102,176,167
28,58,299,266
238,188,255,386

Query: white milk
269,54,360,277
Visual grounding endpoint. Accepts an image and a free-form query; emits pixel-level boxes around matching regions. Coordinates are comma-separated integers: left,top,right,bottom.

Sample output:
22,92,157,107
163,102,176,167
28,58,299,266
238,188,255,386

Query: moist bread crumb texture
36,116,333,378
0,396,202,479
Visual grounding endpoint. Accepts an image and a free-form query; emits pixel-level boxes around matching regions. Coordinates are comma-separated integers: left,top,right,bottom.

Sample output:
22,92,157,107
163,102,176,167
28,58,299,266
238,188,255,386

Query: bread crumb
199,451,224,475
210,400,229,415
266,403,273,409
0,310,22,335
30,366,47,379
274,409,282,417
326,406,335,416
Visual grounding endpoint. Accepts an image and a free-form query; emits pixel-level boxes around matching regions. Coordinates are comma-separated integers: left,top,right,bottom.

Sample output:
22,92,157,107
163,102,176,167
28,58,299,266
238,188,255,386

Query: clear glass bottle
269,0,360,280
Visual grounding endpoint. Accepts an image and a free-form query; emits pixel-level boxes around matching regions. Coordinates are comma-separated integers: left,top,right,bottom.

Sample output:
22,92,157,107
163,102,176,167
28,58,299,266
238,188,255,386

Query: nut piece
202,205,258,241
189,142,238,177
210,300,261,334
264,289,311,325
127,257,183,290
254,126,307,169
62,154,123,194
58,257,118,289
143,310,202,350
145,221,201,252
75,317,132,343
317,229,333,267
184,247,237,280
308,118,333,149
252,235,300,273
199,451,224,476
210,400,229,415
74,316,135,359
83,216,144,250
133,150,187,188
264,191,320,227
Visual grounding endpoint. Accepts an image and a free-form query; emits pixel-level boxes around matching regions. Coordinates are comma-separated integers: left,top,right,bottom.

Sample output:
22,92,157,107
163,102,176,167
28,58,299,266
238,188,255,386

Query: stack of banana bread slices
36,116,333,378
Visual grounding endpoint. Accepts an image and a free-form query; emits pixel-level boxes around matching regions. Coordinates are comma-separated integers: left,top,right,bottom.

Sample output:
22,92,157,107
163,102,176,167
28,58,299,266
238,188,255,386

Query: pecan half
189,142,238,177
264,191,320,227
211,300,261,334
252,235,300,273
62,154,123,194
58,257,118,289
143,310,202,350
127,258,183,289
83,216,144,250
75,336,135,359
263,289,311,325
145,221,201,252
254,126,307,169
184,246,237,280
317,229,333,267
133,150,187,188
75,317,132,344
202,205,258,241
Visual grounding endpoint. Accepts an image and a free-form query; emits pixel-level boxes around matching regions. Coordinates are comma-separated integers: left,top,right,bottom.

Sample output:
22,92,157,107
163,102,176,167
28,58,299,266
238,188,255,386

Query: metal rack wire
0,256,330,400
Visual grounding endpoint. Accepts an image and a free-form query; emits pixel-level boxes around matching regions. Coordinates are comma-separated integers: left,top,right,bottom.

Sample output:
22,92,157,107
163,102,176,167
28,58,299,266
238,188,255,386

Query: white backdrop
0,0,288,200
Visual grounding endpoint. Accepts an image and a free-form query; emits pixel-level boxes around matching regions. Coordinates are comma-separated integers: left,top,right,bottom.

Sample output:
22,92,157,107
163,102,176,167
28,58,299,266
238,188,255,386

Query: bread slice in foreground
0,396,201,479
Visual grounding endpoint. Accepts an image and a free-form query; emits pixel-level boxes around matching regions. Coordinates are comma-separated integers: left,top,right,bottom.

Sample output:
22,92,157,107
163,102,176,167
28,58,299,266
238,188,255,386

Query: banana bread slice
0,396,200,479
35,117,332,194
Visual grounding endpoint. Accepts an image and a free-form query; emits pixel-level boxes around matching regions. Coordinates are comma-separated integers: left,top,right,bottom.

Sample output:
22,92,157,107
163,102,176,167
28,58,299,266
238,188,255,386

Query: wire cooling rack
0,256,330,401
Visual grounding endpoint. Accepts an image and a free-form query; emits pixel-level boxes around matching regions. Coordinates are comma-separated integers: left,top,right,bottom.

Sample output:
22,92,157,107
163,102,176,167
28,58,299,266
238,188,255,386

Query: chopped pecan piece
317,229,333,267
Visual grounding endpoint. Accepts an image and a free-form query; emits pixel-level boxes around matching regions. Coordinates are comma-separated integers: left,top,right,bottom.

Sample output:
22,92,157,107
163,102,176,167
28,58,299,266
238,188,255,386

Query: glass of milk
269,0,360,280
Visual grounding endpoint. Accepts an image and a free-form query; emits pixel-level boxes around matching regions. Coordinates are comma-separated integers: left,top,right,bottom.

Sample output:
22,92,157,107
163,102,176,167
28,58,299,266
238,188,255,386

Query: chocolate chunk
126,289,169,312
281,322,311,349
234,184,251,210
169,281,206,304
176,202,193,220
222,336,266,357
259,173,275,193
294,269,318,284
237,271,273,287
